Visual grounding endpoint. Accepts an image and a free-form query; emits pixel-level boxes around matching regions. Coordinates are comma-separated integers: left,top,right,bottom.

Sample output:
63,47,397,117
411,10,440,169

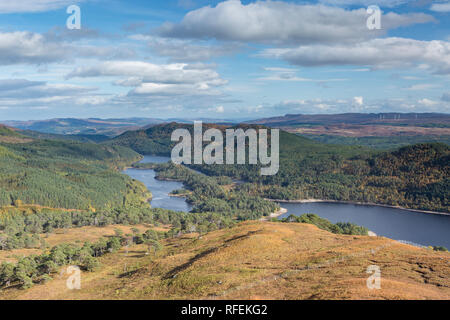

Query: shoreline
265,198,450,217
261,207,288,221
126,156,449,217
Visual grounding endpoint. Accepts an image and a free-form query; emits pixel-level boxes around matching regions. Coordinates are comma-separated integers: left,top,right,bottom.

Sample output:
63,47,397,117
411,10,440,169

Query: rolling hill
248,113,450,127
0,126,146,211
247,113,450,149
1,118,163,137
104,122,231,156
104,122,449,213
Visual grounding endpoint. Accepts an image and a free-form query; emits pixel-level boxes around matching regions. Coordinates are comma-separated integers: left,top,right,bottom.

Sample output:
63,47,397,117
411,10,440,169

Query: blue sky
0,0,449,120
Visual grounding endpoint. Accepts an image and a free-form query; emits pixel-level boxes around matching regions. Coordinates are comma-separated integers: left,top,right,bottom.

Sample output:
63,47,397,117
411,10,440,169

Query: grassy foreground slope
2,221,448,300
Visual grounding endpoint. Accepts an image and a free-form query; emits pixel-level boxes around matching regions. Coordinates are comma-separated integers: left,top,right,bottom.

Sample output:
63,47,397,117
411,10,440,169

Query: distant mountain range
2,113,449,139
0,117,239,137
0,118,164,137
247,112,450,127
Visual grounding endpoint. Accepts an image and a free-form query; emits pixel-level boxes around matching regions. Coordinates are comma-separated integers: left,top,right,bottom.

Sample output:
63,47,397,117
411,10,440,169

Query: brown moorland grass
0,224,170,264
0,221,448,300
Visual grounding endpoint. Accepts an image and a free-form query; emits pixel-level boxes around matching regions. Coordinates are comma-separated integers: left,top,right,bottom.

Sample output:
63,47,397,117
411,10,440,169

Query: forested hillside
112,123,449,213
0,127,146,211
199,142,449,213
304,134,450,150
104,122,229,155
0,123,448,295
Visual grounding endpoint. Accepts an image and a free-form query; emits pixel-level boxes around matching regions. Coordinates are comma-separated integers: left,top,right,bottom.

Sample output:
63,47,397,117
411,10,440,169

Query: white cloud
159,0,435,45
0,79,96,99
207,105,226,113
67,61,228,97
418,98,439,106
258,67,347,82
113,77,143,87
319,0,415,7
0,79,45,91
260,38,450,74
0,78,107,109
0,31,136,66
353,96,364,106
67,61,225,84
130,82,220,96
130,34,241,62
271,96,450,114
405,83,439,90
0,31,70,65
0,0,85,13
273,99,343,114
401,76,422,80
74,96,110,105
430,2,450,12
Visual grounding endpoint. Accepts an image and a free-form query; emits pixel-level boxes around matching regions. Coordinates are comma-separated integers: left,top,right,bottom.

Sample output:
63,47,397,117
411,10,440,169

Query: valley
0,117,448,300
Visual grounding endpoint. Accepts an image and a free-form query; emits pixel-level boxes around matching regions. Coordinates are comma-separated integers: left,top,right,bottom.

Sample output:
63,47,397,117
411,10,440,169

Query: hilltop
105,122,236,156
248,113,450,128
246,113,450,149
106,122,448,213
0,125,33,144
0,132,145,211
1,118,163,137
1,221,448,300
104,122,367,157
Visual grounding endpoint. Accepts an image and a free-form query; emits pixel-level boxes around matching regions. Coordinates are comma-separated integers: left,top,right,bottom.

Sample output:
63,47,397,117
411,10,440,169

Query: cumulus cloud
430,1,450,12
258,67,347,82
0,79,45,91
0,0,85,13
67,61,227,96
0,79,96,99
0,31,136,66
67,61,225,84
158,0,435,45
319,0,415,7
260,38,450,74
43,26,101,42
272,99,348,114
130,34,241,62
129,83,221,96
205,105,226,113
0,31,70,65
417,98,439,106
270,96,450,114
0,78,107,110
405,83,439,90
353,96,364,106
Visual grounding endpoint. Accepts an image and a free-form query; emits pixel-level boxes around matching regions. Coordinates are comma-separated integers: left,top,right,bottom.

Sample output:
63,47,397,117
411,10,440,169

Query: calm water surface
123,155,192,212
124,156,450,247
279,202,450,248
